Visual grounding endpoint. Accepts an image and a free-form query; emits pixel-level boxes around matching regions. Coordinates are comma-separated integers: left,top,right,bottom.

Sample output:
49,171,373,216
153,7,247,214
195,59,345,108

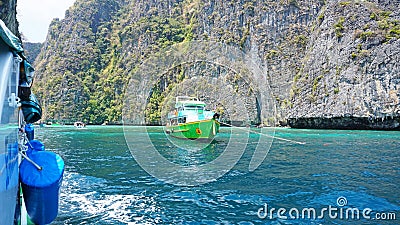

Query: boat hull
167,119,220,140
0,34,20,225
0,136,19,225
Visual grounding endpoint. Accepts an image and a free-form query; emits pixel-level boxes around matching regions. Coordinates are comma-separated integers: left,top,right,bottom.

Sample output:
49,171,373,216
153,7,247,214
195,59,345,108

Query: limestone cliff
32,0,400,129
0,0,19,35
288,0,400,129
23,42,42,63
32,0,325,125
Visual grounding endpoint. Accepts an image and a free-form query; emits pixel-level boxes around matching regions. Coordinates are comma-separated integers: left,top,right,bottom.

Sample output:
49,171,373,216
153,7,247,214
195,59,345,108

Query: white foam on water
59,172,163,224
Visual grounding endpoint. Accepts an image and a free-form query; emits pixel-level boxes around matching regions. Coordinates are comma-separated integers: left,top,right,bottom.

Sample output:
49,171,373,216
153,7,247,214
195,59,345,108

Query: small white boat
74,121,86,128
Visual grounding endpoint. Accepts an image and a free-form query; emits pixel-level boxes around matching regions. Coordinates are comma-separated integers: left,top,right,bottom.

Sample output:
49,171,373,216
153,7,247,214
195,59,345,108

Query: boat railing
176,96,198,102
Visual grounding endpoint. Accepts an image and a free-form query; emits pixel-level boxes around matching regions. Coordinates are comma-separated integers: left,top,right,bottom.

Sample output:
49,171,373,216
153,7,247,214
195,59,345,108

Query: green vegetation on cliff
32,0,399,125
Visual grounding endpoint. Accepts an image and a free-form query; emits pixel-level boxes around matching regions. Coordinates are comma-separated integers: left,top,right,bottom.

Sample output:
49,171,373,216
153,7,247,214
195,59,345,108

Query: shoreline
38,120,400,131
288,116,400,131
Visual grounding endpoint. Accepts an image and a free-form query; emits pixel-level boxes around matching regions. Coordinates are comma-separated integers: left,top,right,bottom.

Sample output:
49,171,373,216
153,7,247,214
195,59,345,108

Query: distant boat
74,121,86,128
166,96,220,140
41,122,63,128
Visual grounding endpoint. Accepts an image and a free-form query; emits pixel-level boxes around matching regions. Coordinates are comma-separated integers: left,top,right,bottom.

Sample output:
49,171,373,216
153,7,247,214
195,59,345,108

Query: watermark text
257,197,397,221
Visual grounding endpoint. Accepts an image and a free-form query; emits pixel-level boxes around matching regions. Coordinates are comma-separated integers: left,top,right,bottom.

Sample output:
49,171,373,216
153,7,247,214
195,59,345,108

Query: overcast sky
17,0,76,43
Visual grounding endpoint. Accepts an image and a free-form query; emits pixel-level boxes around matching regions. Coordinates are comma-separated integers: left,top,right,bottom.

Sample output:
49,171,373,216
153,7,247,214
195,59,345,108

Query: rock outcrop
0,0,19,35
22,42,43,63
32,0,325,125
32,0,400,129
288,0,400,129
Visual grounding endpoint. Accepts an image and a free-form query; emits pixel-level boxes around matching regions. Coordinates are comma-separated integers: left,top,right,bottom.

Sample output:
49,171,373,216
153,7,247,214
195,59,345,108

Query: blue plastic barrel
19,151,64,225
26,140,45,156
25,124,34,141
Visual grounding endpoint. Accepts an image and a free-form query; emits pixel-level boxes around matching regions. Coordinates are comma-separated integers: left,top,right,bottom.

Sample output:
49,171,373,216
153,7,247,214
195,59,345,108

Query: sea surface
35,126,400,224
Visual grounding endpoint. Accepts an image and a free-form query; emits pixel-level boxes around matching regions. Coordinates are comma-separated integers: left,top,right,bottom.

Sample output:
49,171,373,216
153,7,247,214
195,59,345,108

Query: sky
17,0,76,43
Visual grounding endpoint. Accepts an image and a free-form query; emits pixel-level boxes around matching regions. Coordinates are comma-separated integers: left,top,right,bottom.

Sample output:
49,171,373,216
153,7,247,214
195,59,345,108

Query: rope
18,126,43,171
219,121,306,145
20,152,42,171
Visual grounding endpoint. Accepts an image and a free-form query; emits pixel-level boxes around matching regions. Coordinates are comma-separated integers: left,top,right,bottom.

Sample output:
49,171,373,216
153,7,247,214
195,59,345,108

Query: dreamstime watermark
257,196,397,221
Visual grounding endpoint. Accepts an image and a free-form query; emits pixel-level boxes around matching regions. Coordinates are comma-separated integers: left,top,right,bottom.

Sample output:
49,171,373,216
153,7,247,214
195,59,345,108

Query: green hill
32,0,400,129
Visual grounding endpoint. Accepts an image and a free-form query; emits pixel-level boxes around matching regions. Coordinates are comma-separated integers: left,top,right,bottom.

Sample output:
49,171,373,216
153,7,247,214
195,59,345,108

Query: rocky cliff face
22,42,43,63
0,0,19,35
33,0,324,124
34,0,125,123
33,0,400,128
288,0,400,129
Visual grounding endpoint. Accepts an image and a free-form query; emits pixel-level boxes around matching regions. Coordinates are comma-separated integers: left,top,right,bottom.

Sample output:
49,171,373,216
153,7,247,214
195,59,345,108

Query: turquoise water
35,126,400,224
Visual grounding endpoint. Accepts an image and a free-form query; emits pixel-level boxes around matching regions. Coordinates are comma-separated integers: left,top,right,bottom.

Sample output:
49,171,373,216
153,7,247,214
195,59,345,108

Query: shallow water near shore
35,126,400,224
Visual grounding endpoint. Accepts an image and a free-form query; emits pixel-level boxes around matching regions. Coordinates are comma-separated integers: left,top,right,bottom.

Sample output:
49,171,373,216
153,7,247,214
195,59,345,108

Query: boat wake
58,172,163,224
